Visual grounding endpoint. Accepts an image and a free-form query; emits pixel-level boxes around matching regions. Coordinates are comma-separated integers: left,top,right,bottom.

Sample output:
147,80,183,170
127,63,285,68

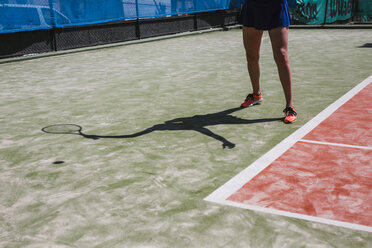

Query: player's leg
269,27,297,123
268,26,293,108
241,26,264,108
243,26,263,95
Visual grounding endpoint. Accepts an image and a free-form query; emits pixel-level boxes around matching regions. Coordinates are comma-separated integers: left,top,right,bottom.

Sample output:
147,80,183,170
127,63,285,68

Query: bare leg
243,26,263,95
268,27,294,108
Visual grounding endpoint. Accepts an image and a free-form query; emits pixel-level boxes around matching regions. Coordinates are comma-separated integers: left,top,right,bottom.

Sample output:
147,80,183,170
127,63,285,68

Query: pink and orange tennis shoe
283,107,297,124
240,93,263,108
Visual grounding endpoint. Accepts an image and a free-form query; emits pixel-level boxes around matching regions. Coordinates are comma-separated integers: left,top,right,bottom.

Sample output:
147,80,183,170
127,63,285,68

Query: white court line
221,201,372,233
299,139,372,150
204,75,372,232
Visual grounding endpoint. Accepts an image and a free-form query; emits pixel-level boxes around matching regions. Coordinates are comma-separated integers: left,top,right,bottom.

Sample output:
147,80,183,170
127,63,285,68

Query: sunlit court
1,0,372,247
1,26,372,247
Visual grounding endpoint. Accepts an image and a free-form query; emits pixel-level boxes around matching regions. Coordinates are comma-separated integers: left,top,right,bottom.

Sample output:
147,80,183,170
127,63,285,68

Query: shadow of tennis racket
42,124,100,140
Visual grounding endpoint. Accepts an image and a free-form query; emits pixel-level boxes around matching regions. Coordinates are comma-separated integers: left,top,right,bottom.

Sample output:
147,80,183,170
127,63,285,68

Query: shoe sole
240,98,263,108
284,118,296,124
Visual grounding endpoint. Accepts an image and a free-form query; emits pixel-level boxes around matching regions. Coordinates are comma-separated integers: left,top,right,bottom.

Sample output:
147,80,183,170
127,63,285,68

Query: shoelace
245,93,260,101
284,107,297,116
245,94,254,100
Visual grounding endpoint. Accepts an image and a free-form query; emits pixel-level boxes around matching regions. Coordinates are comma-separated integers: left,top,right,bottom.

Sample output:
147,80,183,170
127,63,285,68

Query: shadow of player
80,107,283,149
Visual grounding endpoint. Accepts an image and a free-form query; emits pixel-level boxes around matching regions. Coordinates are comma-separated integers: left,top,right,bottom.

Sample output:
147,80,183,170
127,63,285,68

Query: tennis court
1,27,372,247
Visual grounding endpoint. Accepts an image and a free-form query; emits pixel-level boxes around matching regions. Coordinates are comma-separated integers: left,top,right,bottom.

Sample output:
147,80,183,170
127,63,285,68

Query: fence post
193,0,198,30
323,0,329,25
48,0,57,51
135,0,140,39
351,0,356,22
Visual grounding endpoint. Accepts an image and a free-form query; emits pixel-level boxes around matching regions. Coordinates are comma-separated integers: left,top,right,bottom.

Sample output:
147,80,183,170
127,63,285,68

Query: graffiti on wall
291,0,353,24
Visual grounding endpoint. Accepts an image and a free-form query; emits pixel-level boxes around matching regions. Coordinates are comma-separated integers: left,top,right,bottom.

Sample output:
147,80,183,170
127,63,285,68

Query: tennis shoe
283,107,297,123
240,93,263,108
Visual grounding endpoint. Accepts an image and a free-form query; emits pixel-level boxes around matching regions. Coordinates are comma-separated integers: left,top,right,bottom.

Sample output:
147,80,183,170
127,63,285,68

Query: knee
273,48,289,65
245,50,260,64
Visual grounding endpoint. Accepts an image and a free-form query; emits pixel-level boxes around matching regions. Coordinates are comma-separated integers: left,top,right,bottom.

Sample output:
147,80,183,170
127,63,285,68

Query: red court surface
303,82,372,147
205,75,372,232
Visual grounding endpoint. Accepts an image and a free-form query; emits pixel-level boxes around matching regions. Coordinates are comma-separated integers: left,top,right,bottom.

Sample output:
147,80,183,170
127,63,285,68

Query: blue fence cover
1,0,371,33
229,0,244,8
0,0,231,33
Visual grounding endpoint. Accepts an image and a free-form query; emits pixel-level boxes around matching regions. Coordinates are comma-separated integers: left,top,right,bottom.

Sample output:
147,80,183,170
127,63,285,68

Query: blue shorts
239,0,292,30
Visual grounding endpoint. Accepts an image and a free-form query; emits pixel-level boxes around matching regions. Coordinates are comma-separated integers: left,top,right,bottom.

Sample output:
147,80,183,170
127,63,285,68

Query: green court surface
1,28,371,247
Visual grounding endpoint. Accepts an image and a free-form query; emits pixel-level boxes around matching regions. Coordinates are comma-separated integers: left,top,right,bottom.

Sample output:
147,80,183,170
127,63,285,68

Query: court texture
0,27,371,247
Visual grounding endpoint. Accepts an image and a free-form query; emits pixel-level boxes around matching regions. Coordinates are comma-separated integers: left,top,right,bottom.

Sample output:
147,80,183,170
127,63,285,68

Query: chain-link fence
1,0,371,58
